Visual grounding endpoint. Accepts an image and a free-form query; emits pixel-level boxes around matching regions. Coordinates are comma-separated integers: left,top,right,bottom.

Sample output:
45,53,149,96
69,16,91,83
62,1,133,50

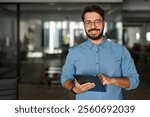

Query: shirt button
97,62,99,64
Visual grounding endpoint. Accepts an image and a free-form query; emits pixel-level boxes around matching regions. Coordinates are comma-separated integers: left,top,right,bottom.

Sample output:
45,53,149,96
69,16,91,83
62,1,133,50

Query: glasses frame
84,19,103,27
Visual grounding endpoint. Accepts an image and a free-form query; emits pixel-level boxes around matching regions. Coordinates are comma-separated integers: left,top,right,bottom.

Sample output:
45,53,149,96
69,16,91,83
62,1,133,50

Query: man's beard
86,29,103,40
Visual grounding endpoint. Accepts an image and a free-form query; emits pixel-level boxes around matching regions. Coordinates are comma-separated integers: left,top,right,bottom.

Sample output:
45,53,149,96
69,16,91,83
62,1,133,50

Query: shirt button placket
96,46,100,74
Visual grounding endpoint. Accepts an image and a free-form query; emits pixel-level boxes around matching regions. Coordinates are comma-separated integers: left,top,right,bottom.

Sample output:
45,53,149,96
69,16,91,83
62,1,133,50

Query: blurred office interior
0,0,150,100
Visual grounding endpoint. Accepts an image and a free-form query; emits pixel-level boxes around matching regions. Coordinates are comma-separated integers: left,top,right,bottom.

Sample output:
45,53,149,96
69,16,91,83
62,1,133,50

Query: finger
75,79,80,87
81,82,92,86
97,74,102,78
98,74,104,81
81,82,95,91
102,82,106,85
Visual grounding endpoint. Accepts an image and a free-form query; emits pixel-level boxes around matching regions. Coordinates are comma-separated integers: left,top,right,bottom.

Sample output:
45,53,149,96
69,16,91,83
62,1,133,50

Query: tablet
73,74,106,92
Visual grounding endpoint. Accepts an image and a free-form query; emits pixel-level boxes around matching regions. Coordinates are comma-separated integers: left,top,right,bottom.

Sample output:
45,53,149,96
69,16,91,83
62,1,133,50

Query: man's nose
91,22,96,28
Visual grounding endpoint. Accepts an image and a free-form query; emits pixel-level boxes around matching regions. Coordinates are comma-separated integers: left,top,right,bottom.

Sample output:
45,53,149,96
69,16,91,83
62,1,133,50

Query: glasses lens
94,19,102,26
84,20,91,27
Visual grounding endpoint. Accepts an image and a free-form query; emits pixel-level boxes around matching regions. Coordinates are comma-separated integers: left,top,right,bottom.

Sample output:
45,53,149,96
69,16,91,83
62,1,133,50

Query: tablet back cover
73,75,106,92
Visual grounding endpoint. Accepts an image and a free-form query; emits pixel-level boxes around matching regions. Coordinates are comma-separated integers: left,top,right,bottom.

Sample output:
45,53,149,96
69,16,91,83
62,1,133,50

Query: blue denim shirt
61,39,139,100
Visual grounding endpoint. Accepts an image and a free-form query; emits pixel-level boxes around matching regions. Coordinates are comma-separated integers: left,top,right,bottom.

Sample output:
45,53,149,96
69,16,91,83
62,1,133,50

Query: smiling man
61,5,139,100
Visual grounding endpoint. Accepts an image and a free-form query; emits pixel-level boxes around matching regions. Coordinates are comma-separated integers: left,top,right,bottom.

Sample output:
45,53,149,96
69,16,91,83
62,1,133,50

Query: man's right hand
72,79,95,94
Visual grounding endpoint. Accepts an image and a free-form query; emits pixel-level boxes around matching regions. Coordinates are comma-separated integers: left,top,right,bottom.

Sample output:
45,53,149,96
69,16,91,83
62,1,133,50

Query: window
136,32,140,41
146,32,150,41
43,21,85,54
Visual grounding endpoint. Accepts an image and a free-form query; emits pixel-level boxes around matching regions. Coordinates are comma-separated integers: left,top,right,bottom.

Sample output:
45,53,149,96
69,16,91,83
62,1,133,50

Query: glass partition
0,4,19,78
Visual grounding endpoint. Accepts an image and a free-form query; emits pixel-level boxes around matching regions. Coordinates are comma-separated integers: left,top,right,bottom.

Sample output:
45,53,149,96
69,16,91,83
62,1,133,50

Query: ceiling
0,0,150,27
0,0,123,3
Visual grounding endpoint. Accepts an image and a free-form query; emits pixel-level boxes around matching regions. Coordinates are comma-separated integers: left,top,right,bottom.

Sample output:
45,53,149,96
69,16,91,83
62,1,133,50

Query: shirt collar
86,38,107,48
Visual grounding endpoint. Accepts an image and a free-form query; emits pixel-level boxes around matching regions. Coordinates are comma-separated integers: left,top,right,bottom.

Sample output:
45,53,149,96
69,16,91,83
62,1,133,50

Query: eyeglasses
84,19,103,27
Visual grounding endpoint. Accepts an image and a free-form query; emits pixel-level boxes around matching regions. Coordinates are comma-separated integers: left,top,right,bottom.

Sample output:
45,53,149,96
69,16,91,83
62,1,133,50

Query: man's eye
85,21,91,24
95,20,102,23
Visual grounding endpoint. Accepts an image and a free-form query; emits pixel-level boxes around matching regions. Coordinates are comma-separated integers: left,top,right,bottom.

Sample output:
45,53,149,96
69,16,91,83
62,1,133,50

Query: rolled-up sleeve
121,47,140,90
60,48,76,87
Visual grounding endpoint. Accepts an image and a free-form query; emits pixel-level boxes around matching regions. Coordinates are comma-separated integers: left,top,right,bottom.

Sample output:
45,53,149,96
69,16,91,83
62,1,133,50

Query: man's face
83,12,104,40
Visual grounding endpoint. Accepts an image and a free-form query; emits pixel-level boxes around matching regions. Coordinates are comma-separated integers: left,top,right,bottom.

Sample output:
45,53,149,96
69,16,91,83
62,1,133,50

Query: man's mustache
88,29,99,32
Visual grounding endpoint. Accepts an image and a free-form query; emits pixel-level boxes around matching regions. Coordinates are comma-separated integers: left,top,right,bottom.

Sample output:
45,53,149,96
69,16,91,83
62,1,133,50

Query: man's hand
97,74,130,88
73,79,95,94
97,74,112,85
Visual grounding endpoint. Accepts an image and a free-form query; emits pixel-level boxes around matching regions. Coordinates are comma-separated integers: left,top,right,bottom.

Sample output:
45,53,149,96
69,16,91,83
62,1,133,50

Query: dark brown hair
81,5,105,22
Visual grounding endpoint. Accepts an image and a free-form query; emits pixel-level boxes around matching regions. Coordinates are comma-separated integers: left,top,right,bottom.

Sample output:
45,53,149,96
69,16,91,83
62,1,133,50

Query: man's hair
81,5,105,22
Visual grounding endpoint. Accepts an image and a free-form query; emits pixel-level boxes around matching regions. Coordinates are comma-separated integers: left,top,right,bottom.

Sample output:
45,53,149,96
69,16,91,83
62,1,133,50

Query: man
61,5,139,100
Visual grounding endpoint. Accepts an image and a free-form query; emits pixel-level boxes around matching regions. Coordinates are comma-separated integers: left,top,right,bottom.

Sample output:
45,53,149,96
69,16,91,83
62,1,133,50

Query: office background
0,0,150,99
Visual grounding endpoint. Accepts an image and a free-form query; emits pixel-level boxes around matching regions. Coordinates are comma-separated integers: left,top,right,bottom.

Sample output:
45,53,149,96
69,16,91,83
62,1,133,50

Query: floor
18,56,150,100
19,58,75,100
19,83,75,100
